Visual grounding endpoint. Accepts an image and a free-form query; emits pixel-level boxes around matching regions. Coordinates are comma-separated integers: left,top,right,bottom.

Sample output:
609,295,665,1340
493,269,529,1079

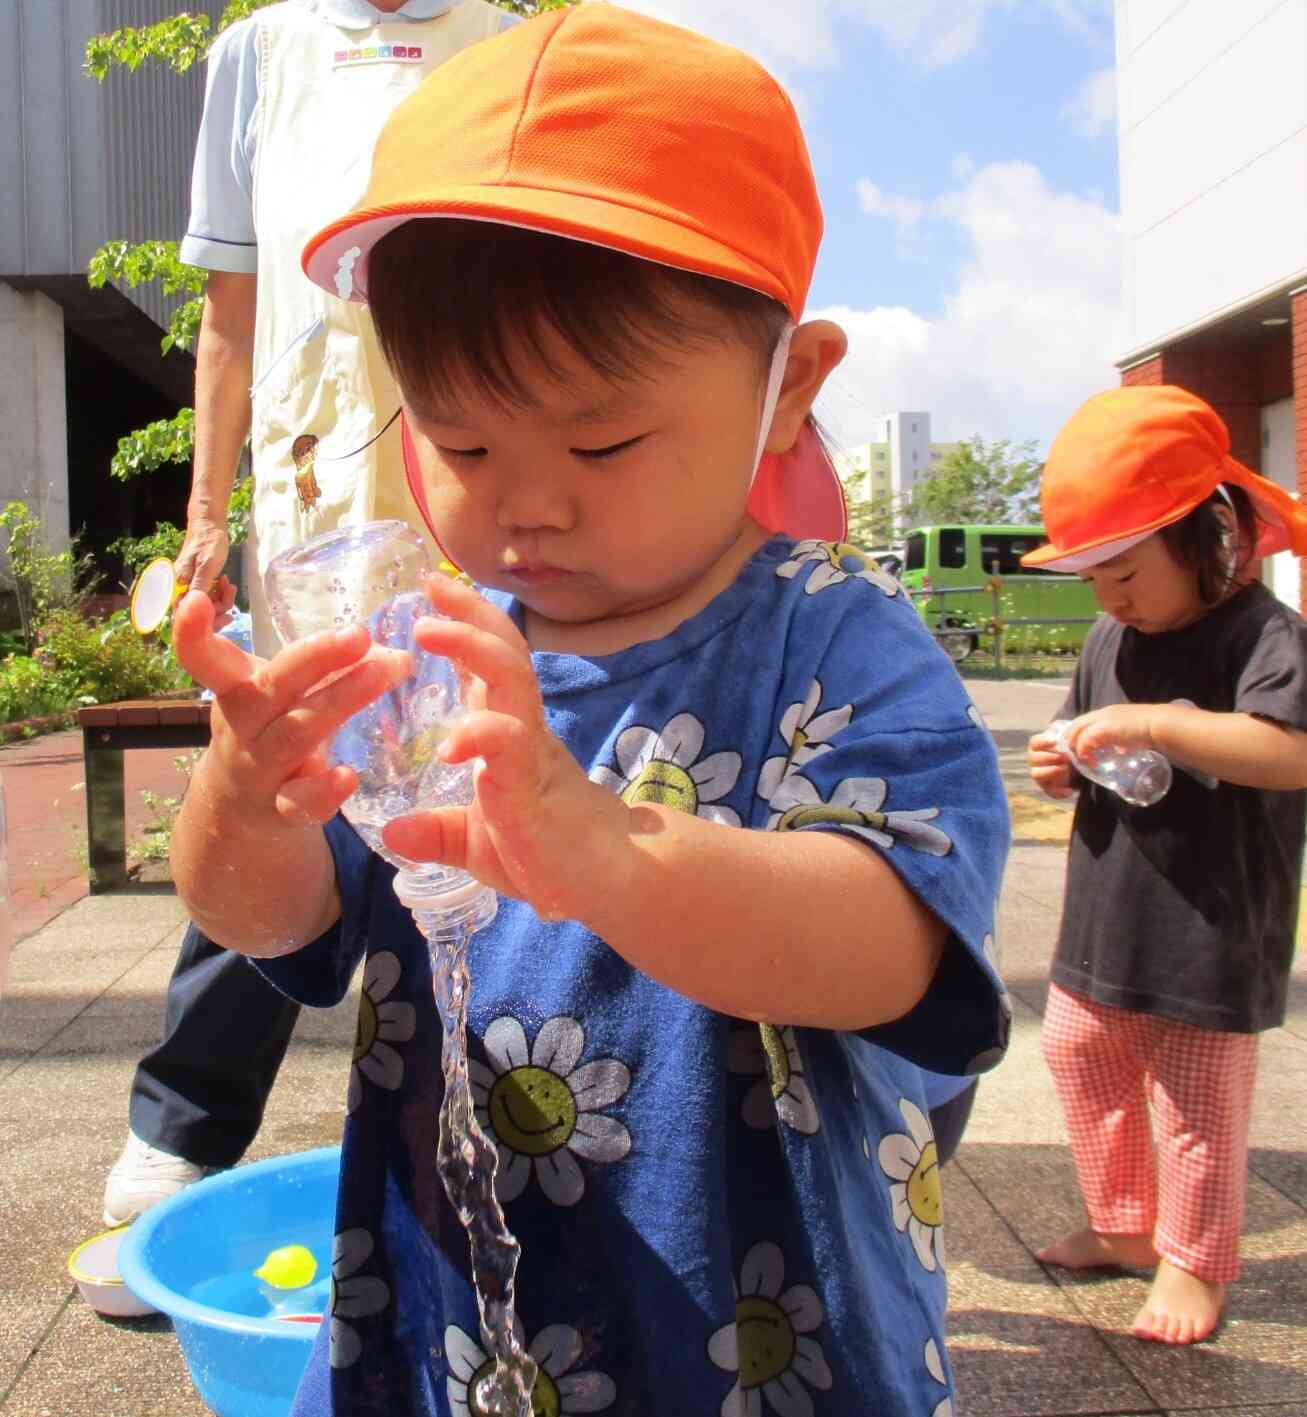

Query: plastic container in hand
1050,719,1172,807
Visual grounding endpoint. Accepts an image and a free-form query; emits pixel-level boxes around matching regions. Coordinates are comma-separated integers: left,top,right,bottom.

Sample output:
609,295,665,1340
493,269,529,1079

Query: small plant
0,501,98,655
127,751,202,871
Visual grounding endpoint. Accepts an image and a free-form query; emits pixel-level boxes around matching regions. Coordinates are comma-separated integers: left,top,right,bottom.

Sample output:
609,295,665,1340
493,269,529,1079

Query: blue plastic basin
119,1146,340,1417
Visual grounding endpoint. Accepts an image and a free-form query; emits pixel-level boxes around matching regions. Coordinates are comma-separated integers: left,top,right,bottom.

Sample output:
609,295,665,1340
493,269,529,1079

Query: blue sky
625,0,1123,451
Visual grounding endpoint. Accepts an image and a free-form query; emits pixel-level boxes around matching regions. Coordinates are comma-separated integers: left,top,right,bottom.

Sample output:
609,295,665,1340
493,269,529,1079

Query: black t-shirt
1055,583,1307,1033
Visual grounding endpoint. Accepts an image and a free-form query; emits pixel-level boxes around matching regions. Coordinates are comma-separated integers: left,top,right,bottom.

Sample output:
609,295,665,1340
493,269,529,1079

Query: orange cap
303,5,845,542
303,5,822,320
1023,385,1307,571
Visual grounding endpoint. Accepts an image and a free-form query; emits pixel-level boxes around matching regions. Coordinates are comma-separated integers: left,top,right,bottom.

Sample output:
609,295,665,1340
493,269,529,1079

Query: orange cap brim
305,194,797,319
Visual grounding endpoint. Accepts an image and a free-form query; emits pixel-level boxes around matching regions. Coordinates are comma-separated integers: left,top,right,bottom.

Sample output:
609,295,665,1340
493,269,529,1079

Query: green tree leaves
904,437,1044,527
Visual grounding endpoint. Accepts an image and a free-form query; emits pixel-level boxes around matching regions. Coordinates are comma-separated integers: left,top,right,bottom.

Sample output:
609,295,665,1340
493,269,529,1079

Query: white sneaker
103,1131,210,1227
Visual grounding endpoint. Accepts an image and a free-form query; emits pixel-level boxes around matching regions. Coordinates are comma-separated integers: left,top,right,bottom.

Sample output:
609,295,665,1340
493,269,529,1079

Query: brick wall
1118,334,1295,473
1121,355,1163,386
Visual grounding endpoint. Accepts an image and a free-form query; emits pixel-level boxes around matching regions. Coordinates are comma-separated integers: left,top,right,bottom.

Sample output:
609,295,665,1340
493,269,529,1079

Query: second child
1027,386,1307,1345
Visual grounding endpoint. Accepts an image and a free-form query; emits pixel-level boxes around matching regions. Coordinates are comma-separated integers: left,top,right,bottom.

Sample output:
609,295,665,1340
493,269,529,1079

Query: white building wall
880,412,933,500
0,285,69,554
1116,0,1307,360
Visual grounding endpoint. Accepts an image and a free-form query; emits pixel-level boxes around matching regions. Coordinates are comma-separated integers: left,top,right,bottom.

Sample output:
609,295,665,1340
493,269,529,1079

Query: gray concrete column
0,281,70,563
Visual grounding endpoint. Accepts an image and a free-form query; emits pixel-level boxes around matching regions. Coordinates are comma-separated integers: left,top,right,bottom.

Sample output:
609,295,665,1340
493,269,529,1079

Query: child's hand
172,589,412,828
1028,729,1077,799
1060,704,1162,769
380,575,630,920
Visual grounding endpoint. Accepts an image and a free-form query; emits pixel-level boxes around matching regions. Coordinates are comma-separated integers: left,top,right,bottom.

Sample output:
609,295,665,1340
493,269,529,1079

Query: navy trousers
128,923,301,1168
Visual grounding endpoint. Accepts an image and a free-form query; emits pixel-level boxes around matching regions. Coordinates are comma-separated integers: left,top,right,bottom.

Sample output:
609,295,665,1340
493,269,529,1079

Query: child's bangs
366,220,788,417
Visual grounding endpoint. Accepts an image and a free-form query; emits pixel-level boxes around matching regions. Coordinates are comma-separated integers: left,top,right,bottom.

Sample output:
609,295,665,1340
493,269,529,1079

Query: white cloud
618,0,1113,74
1062,66,1118,138
856,180,926,236
814,161,1122,450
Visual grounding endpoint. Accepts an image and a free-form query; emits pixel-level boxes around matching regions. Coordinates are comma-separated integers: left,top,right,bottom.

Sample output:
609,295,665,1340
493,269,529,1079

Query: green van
897,524,1100,663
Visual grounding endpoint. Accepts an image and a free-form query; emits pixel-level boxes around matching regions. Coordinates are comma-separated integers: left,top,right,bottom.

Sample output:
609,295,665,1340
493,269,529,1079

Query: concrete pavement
0,674,1304,1415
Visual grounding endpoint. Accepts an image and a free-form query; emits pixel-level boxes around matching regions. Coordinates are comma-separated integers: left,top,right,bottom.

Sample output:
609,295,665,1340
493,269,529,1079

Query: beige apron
246,0,503,651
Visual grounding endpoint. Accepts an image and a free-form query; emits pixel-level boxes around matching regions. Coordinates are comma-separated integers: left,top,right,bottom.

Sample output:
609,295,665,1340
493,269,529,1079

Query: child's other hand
1028,729,1077,799
381,575,629,920
172,589,412,828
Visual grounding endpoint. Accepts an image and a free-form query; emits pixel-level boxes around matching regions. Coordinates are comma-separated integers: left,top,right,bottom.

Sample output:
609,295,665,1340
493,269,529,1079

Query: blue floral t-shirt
261,536,1011,1417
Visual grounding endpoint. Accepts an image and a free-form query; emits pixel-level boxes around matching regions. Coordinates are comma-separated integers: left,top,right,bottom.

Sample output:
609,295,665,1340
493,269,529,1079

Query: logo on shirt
332,44,424,68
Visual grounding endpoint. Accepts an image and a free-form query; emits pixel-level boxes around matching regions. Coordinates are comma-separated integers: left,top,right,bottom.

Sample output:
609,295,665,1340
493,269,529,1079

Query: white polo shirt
179,0,514,272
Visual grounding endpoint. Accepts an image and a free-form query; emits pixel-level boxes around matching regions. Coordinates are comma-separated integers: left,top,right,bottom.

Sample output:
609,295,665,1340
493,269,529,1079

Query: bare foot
1132,1259,1225,1345
1037,1227,1159,1271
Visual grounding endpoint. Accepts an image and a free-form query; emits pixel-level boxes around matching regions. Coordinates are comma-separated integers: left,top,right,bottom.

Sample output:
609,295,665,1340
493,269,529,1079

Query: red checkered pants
1042,983,1259,1282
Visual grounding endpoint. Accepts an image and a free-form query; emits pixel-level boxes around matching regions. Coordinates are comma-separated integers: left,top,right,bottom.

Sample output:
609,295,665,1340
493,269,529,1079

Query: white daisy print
768,775,952,857
329,1228,390,1369
727,1024,820,1135
469,1015,631,1208
983,930,1013,1021
757,680,852,800
776,540,900,597
591,712,742,825
446,1321,616,1415
708,1242,833,1417
967,704,985,731
878,1099,945,1273
348,951,416,1114
924,1337,953,1417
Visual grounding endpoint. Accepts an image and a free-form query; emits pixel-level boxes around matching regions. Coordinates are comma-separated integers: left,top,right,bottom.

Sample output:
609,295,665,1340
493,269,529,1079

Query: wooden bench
77,697,212,891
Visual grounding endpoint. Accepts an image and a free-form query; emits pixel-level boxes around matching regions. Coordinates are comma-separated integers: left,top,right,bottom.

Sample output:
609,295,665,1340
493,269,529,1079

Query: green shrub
34,607,191,707
0,655,73,722
109,521,185,577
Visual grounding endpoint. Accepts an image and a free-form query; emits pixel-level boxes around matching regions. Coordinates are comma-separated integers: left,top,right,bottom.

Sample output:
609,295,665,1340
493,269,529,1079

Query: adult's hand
175,516,230,593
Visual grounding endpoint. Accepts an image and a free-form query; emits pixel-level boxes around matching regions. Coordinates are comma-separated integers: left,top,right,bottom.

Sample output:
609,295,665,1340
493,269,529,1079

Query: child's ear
765,320,847,454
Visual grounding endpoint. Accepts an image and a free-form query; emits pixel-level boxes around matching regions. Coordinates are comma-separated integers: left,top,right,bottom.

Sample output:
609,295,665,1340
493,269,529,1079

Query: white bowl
68,1227,158,1318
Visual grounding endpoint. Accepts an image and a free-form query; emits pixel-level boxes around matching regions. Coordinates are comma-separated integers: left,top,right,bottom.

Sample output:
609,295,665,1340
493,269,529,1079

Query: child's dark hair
366,219,791,414
1159,484,1259,604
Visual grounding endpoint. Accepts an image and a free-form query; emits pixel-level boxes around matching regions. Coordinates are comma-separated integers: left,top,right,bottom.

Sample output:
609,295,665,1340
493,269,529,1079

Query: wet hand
380,575,628,919
172,589,412,828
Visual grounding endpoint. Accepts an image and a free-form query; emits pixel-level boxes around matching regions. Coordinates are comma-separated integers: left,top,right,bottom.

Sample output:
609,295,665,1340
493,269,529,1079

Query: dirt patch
1008,791,1073,842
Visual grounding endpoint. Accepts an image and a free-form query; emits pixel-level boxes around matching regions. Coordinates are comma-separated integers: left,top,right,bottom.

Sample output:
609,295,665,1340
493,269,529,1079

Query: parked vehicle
898,524,1100,663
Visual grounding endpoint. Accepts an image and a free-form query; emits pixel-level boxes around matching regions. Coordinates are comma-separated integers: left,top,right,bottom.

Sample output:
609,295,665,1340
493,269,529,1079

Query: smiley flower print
348,951,416,1115
469,1015,631,1208
329,1228,390,1369
768,774,952,857
776,540,900,597
445,1321,617,1416
727,1023,820,1135
590,712,742,825
757,680,852,800
878,1098,945,1273
708,1241,833,1417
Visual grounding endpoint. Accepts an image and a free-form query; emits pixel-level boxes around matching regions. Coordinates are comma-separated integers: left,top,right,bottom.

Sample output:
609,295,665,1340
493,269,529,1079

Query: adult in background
104,0,514,1226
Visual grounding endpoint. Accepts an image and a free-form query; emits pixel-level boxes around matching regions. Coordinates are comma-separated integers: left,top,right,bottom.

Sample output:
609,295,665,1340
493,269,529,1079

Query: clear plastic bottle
1050,719,1172,808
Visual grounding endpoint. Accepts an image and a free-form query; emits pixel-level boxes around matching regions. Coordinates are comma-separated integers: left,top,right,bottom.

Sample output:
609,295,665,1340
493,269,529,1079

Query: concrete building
0,0,219,577
1114,0,1307,610
840,412,958,529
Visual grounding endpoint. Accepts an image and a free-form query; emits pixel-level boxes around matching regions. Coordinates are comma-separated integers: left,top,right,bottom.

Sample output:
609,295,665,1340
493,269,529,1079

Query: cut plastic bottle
1050,719,1172,807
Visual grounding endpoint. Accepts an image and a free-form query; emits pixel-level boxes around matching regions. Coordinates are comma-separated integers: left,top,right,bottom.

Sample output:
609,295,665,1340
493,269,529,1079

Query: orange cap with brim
1023,385,1307,572
302,5,845,543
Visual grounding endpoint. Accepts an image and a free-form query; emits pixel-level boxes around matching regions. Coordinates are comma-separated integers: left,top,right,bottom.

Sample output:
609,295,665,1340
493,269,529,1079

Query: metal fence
907,581,1098,677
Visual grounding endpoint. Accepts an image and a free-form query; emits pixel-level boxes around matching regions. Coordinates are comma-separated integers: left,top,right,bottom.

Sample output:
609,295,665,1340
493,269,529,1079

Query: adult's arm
176,271,257,591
